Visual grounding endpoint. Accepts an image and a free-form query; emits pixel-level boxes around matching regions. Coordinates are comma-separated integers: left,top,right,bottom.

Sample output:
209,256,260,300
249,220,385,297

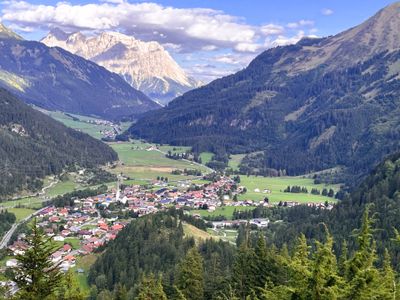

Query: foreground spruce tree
10,219,64,300
176,247,204,300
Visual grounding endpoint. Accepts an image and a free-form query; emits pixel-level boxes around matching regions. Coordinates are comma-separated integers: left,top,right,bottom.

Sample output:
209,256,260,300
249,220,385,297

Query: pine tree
288,234,311,298
338,240,348,277
176,248,204,300
232,242,256,300
344,208,381,299
254,234,269,289
308,228,341,299
114,283,128,300
11,219,64,300
377,249,396,300
136,274,167,300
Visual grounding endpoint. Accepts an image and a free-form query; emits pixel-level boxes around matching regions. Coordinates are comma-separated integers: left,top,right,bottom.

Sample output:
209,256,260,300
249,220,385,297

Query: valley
1,2,400,299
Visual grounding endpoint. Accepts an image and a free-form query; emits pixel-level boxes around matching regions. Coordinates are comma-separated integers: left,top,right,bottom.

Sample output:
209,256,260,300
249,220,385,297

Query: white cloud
1,1,320,82
321,8,334,16
212,53,254,66
1,0,260,52
2,1,317,55
265,30,306,47
260,24,284,35
187,63,240,83
286,19,314,29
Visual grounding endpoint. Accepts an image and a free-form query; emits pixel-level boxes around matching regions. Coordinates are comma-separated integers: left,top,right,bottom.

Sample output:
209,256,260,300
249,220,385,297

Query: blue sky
0,0,395,81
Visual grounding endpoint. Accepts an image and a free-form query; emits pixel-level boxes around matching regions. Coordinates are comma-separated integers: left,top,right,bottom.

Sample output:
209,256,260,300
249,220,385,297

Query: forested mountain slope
0,89,117,196
130,2,400,181
0,24,160,121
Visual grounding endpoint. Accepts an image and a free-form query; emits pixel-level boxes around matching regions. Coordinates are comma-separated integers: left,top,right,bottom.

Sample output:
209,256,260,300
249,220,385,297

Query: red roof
111,224,123,231
63,244,72,252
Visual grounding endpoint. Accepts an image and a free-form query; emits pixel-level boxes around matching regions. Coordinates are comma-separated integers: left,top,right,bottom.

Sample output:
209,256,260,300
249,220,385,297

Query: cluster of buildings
3,175,335,282
85,119,122,139
5,206,127,272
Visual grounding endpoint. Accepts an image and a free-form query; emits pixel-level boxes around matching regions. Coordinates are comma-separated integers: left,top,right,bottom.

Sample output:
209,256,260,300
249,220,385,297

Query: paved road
0,206,50,249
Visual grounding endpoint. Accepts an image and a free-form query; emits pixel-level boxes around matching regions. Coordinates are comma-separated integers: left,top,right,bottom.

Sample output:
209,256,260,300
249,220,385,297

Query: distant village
3,175,333,282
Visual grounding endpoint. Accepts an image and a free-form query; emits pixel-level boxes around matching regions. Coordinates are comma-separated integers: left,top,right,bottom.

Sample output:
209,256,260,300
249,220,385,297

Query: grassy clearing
108,142,209,183
43,110,131,140
238,176,339,203
199,152,213,165
74,254,98,293
7,207,35,221
158,145,191,154
2,175,86,209
208,228,238,244
45,179,77,198
228,154,246,171
65,237,81,250
183,223,217,242
191,206,252,220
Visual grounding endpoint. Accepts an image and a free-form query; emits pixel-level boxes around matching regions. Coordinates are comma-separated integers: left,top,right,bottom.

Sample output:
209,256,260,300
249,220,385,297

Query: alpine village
1,1,400,299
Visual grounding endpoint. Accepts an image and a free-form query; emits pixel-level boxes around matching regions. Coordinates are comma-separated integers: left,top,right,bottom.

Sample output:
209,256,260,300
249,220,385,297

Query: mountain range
0,24,160,120
0,88,117,196
41,29,200,105
129,2,400,183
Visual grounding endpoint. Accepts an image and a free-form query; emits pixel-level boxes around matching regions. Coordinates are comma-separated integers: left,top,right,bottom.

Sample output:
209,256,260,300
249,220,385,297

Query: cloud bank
1,0,316,53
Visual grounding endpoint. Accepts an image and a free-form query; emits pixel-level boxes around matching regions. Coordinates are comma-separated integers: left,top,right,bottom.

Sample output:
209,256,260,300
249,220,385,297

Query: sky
0,0,396,82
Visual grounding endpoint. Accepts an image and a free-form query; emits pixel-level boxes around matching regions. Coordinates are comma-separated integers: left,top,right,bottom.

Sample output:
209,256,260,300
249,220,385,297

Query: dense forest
88,209,235,299
86,208,400,300
0,89,117,196
130,38,400,185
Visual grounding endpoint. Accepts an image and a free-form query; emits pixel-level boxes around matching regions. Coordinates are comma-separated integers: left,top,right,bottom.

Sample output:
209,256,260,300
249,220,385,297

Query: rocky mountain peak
41,29,200,105
0,23,23,40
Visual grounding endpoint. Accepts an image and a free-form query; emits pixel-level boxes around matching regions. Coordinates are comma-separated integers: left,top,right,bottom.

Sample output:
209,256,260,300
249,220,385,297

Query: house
111,224,123,231
63,244,72,253
51,251,63,263
53,235,65,242
6,259,18,268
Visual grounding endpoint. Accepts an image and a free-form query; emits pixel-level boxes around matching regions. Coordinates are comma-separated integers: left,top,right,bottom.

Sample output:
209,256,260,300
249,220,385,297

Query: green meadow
43,110,131,140
108,141,210,182
238,175,339,203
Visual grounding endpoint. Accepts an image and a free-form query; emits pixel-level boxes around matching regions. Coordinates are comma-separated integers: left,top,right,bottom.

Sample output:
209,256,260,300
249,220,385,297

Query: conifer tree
232,242,257,300
136,274,167,300
308,228,341,299
176,248,204,300
288,234,311,298
344,208,381,299
11,219,64,300
378,249,396,300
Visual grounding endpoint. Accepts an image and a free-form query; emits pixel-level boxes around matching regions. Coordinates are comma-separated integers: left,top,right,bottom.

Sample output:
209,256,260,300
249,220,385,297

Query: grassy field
208,228,237,244
183,223,217,243
228,154,246,171
238,175,339,203
42,110,131,140
74,254,98,293
191,206,252,219
108,141,210,183
7,207,36,221
199,152,213,165
1,175,86,209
